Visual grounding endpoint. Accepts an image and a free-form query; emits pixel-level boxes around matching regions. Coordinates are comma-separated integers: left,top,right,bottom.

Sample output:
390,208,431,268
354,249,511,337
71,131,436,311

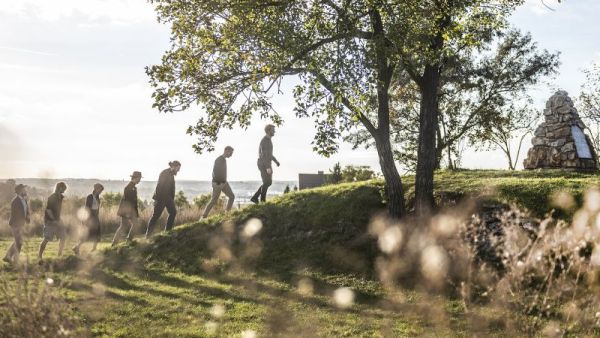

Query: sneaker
250,196,259,204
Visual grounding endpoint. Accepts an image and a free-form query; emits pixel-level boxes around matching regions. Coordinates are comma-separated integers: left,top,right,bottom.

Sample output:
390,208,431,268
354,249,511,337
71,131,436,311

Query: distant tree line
326,162,378,184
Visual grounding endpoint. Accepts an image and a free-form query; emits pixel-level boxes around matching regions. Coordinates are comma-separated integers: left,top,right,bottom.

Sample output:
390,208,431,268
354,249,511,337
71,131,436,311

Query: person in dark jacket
145,161,181,237
72,183,104,255
251,124,280,203
112,171,142,246
38,182,67,261
202,146,235,218
3,184,30,264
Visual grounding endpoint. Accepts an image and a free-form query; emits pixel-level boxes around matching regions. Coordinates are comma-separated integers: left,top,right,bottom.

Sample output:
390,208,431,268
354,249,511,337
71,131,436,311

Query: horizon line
1,177,300,183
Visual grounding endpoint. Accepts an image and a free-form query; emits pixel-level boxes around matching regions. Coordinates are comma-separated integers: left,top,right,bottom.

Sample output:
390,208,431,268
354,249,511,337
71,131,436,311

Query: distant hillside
3,178,298,201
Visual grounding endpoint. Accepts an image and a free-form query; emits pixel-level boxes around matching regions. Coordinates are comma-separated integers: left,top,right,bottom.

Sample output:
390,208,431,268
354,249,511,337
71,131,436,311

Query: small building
298,171,330,190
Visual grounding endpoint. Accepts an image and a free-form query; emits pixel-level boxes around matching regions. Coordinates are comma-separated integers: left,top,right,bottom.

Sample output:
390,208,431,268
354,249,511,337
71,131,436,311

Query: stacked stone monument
523,90,598,171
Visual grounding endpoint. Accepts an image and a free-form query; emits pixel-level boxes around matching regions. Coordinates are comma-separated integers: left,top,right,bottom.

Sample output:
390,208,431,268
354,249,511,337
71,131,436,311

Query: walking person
251,124,280,203
202,146,235,218
3,184,30,264
145,161,181,237
38,182,68,262
112,171,142,246
72,183,104,255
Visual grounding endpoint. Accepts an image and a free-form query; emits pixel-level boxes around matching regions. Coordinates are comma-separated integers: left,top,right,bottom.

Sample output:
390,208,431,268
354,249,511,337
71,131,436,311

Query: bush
192,193,226,215
0,269,80,337
101,192,122,208
175,190,189,209
328,162,343,184
341,165,378,182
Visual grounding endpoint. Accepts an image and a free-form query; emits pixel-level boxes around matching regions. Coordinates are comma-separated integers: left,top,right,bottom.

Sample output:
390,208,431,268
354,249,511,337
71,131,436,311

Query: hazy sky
1,0,599,181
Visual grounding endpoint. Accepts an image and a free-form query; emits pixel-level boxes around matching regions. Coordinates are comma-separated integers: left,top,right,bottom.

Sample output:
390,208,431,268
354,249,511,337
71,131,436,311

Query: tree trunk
506,150,515,170
447,144,453,170
415,65,440,215
368,8,406,219
434,125,444,169
375,134,405,218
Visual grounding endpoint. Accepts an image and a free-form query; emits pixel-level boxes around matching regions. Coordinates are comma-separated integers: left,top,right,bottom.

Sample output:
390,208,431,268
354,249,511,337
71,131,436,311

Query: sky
0,0,599,181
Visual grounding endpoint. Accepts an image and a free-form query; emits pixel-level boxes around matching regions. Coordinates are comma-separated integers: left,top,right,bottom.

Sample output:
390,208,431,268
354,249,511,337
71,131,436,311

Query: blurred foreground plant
0,267,79,337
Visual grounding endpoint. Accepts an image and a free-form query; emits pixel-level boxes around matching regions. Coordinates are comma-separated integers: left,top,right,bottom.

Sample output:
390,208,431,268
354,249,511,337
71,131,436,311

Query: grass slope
2,170,600,337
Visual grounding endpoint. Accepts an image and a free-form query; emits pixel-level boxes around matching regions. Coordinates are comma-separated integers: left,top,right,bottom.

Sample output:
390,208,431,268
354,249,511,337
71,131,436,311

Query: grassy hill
1,170,600,337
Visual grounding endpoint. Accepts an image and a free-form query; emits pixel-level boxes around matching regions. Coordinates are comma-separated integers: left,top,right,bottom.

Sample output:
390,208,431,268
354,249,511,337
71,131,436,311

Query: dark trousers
146,199,176,237
4,226,23,261
252,166,272,202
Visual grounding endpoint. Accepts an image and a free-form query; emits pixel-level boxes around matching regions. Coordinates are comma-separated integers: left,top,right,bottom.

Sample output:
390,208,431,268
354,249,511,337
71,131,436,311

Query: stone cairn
523,90,598,171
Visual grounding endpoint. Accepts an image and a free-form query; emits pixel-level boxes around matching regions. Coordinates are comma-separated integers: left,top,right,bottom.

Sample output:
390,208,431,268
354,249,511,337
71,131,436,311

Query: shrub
192,193,226,215
341,165,378,182
101,192,122,208
175,190,189,209
0,269,80,337
328,162,343,184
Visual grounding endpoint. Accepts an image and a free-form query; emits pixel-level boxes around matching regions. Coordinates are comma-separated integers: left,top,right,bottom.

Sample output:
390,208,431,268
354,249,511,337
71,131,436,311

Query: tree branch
309,69,378,136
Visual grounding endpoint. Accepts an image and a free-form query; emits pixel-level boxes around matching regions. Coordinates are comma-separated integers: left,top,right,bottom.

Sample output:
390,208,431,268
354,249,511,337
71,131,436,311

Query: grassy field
0,238,513,337
1,169,600,337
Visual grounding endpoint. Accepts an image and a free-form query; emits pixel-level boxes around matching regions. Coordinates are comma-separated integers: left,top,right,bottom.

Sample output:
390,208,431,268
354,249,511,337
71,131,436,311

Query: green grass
1,238,487,337
432,169,600,217
2,169,600,337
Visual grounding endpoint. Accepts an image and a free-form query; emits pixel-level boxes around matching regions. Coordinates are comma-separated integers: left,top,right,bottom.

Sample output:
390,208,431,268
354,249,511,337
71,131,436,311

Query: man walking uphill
3,184,30,264
251,124,280,203
202,146,235,218
146,161,181,237
38,182,67,262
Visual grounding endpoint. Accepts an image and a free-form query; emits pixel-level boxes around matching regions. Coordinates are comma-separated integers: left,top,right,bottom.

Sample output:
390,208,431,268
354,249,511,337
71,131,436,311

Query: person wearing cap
38,181,68,261
146,161,181,237
251,124,280,203
202,146,235,218
72,183,104,255
3,184,30,264
112,171,142,246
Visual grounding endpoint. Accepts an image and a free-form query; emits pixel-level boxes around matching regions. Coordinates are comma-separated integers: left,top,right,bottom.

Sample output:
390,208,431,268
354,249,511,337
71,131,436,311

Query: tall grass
0,194,228,240
129,179,600,335
367,189,600,334
0,267,79,337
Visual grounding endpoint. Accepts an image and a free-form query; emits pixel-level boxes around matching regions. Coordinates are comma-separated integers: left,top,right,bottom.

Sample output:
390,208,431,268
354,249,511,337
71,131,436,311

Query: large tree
147,1,413,217
354,30,557,171
147,0,527,217
391,0,531,214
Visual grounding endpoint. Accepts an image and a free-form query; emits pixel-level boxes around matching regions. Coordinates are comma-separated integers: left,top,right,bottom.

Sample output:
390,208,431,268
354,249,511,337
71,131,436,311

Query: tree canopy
346,30,558,171
147,0,533,217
